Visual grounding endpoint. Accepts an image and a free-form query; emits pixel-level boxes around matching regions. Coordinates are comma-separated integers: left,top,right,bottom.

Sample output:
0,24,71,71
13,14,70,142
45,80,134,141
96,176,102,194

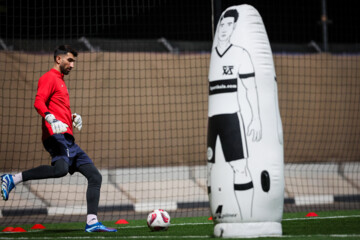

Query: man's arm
34,75,53,117
34,75,68,134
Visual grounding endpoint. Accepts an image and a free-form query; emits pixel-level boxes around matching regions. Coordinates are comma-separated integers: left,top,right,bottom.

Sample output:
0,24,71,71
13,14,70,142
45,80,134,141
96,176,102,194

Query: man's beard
60,65,71,75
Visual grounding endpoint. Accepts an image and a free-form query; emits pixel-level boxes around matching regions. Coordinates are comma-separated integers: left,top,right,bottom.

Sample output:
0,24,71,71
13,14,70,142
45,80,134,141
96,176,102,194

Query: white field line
0,215,359,239
282,214,360,221
0,237,212,239
278,235,360,238
1,235,360,239
120,214,360,229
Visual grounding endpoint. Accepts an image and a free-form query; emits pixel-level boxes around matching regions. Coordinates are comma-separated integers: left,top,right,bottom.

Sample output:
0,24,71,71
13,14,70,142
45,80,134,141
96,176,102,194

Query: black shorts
43,133,93,174
207,112,248,163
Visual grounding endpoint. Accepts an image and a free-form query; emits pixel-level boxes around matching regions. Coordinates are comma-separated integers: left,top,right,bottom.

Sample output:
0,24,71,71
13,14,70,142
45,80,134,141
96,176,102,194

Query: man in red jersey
1,45,117,233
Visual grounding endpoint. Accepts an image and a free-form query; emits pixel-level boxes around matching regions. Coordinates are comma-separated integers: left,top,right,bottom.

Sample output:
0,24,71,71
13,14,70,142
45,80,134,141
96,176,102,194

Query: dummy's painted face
218,17,235,42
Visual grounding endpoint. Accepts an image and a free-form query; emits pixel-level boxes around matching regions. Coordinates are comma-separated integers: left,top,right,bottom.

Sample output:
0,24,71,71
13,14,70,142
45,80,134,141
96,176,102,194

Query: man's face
218,17,235,42
58,53,76,75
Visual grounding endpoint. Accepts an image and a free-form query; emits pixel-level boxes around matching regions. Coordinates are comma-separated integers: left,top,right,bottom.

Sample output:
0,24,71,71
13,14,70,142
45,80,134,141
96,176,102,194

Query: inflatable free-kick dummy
207,4,284,238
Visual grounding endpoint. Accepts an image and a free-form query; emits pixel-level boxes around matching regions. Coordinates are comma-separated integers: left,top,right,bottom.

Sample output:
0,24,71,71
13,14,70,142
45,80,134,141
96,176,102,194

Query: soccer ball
147,209,171,231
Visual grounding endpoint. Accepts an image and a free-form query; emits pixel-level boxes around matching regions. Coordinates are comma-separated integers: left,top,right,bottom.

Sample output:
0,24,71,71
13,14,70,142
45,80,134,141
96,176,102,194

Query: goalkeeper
1,45,117,233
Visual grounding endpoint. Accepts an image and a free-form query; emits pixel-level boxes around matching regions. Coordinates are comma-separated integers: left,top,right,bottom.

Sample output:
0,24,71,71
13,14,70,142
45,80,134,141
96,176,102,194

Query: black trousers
22,159,102,215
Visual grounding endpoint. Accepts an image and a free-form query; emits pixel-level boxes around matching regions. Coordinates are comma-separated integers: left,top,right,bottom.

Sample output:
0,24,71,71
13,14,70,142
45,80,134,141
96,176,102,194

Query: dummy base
214,222,282,238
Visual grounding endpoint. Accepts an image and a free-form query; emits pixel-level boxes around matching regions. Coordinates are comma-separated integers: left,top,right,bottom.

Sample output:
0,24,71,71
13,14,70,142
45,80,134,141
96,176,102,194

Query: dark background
0,0,359,51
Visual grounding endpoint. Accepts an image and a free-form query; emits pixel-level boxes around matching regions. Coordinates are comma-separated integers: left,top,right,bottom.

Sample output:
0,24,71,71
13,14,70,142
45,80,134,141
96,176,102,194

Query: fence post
321,0,329,52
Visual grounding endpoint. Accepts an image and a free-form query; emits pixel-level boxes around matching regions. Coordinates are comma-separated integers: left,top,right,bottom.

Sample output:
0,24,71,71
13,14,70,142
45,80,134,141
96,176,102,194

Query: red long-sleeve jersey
34,68,73,140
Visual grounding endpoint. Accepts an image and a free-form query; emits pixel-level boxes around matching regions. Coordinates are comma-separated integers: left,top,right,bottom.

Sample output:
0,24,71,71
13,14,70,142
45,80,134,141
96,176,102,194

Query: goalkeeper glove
72,113,82,131
45,113,69,134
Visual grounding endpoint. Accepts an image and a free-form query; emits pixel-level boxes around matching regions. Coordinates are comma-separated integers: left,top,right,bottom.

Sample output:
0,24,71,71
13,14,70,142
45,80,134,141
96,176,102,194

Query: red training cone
31,224,46,229
2,227,14,232
12,227,27,232
115,219,129,224
306,212,318,217
208,216,213,220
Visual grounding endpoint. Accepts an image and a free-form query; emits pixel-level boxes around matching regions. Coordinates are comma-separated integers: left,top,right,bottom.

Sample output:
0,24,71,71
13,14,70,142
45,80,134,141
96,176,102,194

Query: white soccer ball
147,209,171,231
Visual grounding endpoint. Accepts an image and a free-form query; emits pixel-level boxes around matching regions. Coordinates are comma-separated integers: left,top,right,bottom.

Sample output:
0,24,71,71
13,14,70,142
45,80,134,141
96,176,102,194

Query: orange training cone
2,227,14,232
31,224,46,229
12,227,27,232
306,212,318,217
115,219,129,224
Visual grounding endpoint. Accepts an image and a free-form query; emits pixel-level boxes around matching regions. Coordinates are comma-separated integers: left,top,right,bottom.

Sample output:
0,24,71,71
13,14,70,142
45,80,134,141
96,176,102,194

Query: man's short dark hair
54,45,78,61
221,9,239,23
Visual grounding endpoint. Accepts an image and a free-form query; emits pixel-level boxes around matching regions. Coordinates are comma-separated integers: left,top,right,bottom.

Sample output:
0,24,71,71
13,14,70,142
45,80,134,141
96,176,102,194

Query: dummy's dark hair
54,45,78,61
221,9,239,23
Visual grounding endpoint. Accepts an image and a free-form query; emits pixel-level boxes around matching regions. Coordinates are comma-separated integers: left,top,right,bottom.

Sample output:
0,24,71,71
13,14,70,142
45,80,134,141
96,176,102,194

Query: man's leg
1,159,69,201
78,163,102,220
22,159,69,181
78,163,116,232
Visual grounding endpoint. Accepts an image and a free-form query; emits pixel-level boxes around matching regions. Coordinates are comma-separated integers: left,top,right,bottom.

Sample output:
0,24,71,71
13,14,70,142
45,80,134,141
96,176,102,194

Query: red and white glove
72,113,82,131
45,113,69,134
